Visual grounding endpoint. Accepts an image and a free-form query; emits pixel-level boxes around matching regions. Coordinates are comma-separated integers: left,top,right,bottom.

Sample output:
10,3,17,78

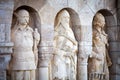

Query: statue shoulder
27,27,33,32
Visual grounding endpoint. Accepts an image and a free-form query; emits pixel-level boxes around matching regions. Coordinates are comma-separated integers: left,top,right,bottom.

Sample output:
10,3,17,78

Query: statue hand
96,55,102,61
33,28,40,41
72,46,78,53
90,51,96,58
90,51,102,61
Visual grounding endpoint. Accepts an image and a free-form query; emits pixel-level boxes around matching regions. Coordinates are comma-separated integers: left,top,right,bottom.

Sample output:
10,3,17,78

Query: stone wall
0,0,118,80
0,0,14,80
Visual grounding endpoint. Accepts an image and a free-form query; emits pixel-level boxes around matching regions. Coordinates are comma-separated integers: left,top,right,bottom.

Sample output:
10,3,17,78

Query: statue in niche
9,9,40,80
88,13,112,80
53,10,78,80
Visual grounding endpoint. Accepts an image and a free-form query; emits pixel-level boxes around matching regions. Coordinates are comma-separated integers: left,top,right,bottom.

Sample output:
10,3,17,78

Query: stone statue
9,9,40,80
53,10,78,80
88,13,112,80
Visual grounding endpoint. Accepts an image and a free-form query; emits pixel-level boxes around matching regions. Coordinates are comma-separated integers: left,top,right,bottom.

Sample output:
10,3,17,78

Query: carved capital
78,41,92,62
0,42,13,54
38,41,54,67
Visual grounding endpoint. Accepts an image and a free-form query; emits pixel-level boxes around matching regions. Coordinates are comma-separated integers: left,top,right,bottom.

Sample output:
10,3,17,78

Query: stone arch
91,9,116,80
11,5,41,33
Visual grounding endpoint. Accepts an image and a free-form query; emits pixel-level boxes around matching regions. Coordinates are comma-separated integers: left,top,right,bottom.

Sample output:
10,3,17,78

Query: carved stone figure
53,10,78,80
9,9,40,80
88,13,112,80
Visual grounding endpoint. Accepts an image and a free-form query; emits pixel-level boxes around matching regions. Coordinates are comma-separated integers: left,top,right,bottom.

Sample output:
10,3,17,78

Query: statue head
55,10,70,28
93,13,105,29
16,9,29,25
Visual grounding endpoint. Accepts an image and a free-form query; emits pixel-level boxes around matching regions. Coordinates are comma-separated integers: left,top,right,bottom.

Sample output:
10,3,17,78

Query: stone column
38,41,53,80
77,41,92,80
38,59,49,80
0,0,14,80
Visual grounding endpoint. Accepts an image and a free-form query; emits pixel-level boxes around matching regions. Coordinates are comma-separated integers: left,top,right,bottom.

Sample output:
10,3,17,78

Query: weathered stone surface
0,0,118,80
87,0,105,12
109,42,120,51
52,10,78,80
88,13,112,80
105,0,116,10
0,71,6,80
107,27,119,41
9,9,40,80
117,9,120,25
0,0,14,79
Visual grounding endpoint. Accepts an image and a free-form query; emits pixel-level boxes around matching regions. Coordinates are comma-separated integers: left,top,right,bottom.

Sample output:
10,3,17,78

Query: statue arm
106,49,112,66
59,34,78,53
33,28,40,66
72,42,78,53
104,34,112,66
106,44,112,66
33,28,40,44
90,51,102,61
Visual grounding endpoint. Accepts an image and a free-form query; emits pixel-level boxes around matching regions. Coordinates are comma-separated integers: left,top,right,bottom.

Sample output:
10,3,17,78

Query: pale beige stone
52,10,78,80
0,0,117,80
9,9,40,80
88,13,112,80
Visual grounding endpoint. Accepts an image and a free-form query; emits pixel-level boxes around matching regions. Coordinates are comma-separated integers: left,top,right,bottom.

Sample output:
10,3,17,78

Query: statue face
17,10,29,25
59,10,70,25
94,13,105,28
97,16,105,28
61,15,70,25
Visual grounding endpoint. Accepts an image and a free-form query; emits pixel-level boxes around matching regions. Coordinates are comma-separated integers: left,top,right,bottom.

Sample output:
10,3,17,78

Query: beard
19,20,29,25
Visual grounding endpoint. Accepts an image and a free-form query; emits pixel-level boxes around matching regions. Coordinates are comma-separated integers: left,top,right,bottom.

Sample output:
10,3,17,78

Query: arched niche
9,5,41,80
98,9,117,80
52,8,81,80
92,10,116,52
11,5,41,33
90,9,116,80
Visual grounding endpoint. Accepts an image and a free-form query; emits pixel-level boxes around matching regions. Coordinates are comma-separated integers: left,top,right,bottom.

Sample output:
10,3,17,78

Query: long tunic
53,24,78,80
10,26,36,70
88,30,111,80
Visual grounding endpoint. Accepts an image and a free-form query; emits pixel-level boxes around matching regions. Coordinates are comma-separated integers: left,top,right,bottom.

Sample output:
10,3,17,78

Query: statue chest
13,30,33,48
